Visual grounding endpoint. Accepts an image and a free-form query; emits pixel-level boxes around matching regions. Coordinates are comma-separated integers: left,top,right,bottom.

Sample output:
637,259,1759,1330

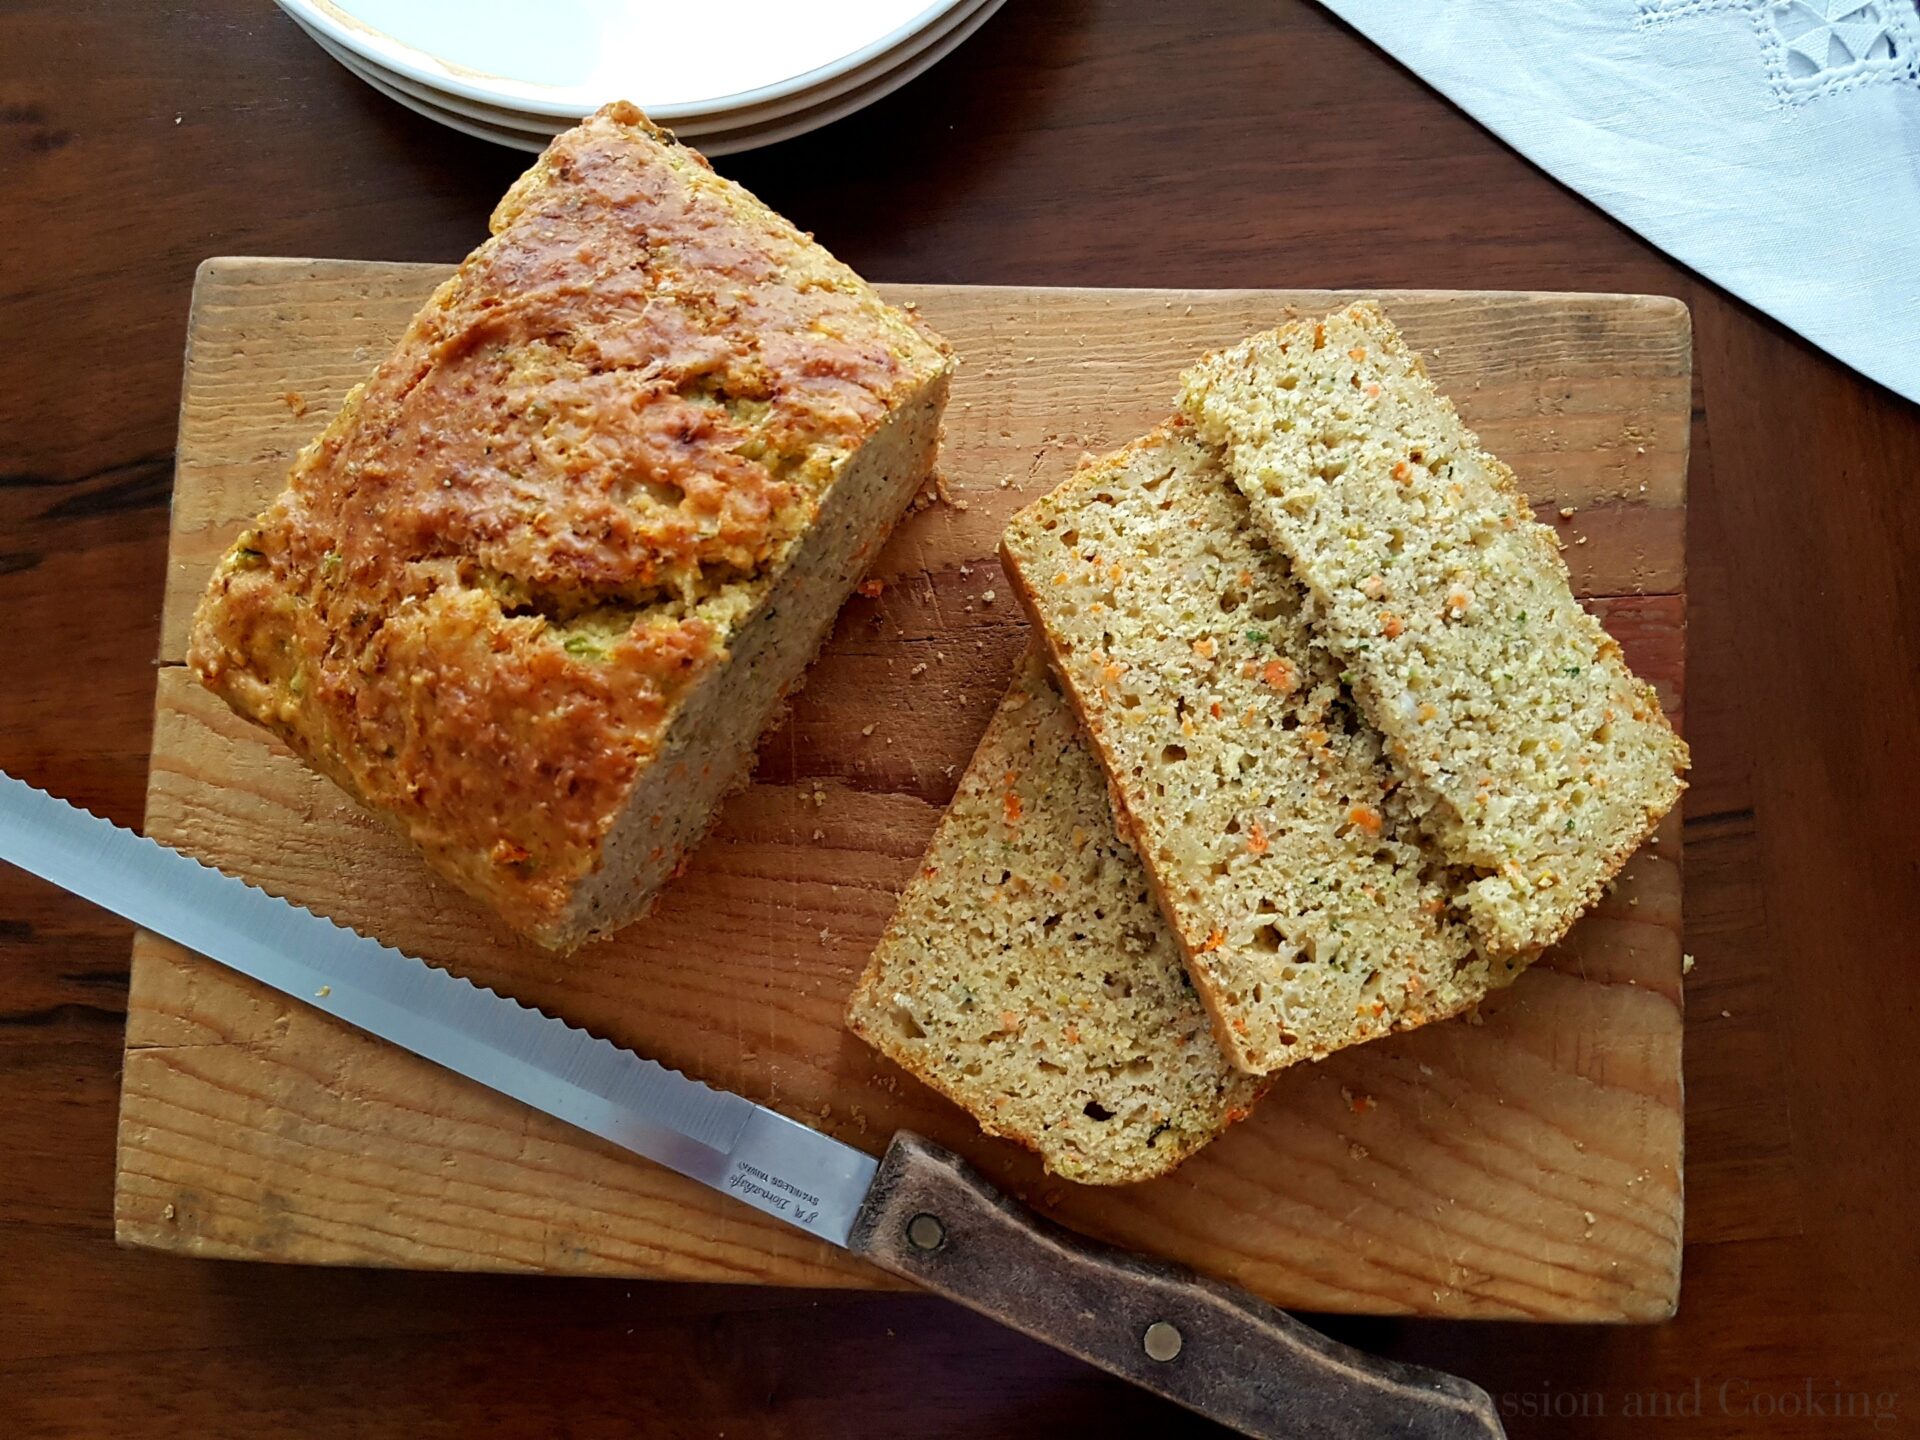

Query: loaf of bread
1180,303,1688,959
189,103,952,949
847,648,1264,1183
1000,427,1521,1076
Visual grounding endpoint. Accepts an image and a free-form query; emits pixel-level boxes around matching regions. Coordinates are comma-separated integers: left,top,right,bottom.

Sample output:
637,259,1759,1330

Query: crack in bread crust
187,103,952,943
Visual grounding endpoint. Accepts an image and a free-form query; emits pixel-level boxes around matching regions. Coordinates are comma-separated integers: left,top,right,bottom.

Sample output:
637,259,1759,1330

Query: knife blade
0,771,1504,1440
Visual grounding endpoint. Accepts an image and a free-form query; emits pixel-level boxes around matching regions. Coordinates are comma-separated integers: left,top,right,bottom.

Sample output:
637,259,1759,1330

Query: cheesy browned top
188,102,950,934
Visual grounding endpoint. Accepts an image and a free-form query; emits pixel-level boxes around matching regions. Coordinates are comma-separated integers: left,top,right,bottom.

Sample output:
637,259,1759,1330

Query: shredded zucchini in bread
1180,303,1688,958
848,649,1263,1183
188,103,951,948
1001,428,1522,1076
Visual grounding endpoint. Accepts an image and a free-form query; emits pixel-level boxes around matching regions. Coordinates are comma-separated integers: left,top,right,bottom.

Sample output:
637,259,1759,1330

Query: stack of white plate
276,0,1008,156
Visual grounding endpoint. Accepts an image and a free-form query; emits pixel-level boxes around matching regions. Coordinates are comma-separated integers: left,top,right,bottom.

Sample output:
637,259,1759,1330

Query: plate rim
291,0,996,139
694,0,1007,156
276,0,975,120
295,0,1007,159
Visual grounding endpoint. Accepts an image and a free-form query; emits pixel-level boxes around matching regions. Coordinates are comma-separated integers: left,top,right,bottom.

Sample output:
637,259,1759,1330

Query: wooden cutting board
116,259,1689,1321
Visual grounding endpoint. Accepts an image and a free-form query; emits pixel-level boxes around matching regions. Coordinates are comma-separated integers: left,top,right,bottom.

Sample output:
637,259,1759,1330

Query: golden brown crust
189,102,950,937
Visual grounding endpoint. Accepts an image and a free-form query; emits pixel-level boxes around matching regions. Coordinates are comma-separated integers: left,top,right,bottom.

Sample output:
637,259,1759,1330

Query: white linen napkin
1318,0,1920,403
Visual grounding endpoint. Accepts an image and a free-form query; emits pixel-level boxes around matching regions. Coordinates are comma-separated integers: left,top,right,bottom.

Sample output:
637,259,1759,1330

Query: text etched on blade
726,1160,824,1229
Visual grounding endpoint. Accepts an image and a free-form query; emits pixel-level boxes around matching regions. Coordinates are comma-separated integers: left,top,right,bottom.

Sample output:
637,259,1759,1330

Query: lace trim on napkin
1639,0,1919,102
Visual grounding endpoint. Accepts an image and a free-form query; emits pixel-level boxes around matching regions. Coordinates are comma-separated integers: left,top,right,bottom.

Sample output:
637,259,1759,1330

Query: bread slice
1000,427,1518,1076
1179,303,1689,959
188,103,952,949
847,648,1264,1183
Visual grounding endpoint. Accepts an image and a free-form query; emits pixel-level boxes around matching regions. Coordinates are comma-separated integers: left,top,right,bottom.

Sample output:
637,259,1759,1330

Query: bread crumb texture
188,102,949,938
1001,429,1520,1076
847,649,1263,1183
1180,303,1688,958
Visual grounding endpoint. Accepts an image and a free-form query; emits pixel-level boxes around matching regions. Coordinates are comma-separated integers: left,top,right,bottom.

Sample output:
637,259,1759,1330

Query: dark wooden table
4,3,1916,1435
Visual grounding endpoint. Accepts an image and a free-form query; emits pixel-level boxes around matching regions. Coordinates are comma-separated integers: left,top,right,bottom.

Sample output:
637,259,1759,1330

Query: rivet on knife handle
848,1133,1506,1440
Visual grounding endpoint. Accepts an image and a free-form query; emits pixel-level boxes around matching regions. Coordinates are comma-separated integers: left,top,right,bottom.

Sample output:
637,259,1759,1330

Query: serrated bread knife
0,771,1502,1439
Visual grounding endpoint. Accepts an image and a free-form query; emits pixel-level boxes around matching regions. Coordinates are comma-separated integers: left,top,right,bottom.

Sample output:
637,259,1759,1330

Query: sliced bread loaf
1180,303,1688,959
1000,427,1518,1077
847,647,1263,1183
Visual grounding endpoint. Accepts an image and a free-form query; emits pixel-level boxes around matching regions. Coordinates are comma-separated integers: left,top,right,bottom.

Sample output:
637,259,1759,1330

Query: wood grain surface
5,2,1918,1437
115,259,1689,1323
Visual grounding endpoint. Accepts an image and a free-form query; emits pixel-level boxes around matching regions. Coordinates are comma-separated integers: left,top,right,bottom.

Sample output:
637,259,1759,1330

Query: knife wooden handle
848,1133,1505,1440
